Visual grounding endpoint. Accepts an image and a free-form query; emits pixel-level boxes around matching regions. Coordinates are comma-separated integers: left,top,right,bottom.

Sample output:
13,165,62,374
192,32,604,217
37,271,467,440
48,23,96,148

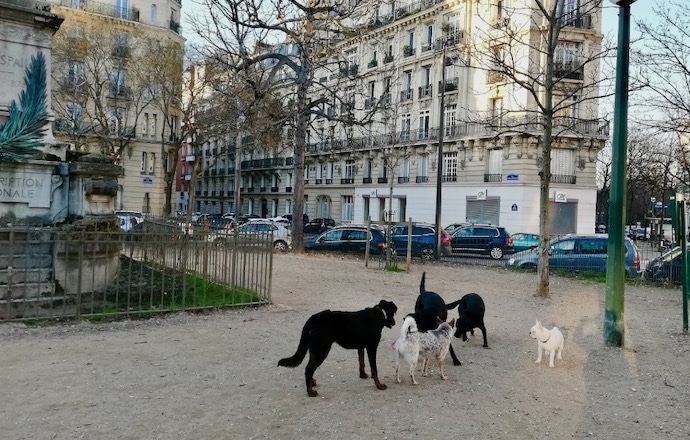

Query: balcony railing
416,176,429,183
487,70,505,84
554,63,584,81
551,174,577,184
363,177,373,184
484,173,502,182
398,176,410,183
442,175,458,182
378,177,388,184
562,14,592,30
400,89,413,102
55,0,141,22
303,116,609,155
418,84,432,98
341,178,354,184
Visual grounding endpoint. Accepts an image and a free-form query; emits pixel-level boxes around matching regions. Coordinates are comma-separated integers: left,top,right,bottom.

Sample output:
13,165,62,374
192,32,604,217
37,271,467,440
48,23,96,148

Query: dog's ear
436,316,443,325
449,318,456,328
536,319,541,327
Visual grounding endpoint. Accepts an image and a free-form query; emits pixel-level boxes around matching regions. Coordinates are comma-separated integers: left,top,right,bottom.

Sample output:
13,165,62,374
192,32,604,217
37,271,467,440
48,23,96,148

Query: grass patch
82,255,262,320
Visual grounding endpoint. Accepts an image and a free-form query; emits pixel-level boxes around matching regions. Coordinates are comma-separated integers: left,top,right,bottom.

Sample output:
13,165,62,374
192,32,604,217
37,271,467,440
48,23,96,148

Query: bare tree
466,0,611,297
189,0,372,252
52,21,152,161
140,39,185,215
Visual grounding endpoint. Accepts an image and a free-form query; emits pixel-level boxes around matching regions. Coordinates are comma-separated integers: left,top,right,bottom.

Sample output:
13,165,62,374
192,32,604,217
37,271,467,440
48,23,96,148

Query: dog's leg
535,345,543,364
304,346,331,397
448,343,462,366
395,351,402,384
358,348,369,379
421,357,429,377
438,355,447,380
409,351,419,385
365,346,387,390
549,349,556,368
480,325,489,348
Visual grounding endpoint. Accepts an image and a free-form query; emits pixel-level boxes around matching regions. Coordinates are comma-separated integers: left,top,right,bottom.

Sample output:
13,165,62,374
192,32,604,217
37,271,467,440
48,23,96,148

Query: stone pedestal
0,160,67,225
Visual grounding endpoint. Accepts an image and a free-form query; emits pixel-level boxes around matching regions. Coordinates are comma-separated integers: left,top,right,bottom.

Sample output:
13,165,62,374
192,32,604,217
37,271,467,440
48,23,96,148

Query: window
150,4,157,22
443,152,458,182
564,94,580,119
490,97,503,124
418,154,428,180
342,196,353,222
487,149,502,181
407,30,414,49
141,152,147,173
115,0,129,18
401,113,411,140
344,160,355,179
418,110,430,139
65,101,82,129
148,153,155,175
399,157,410,179
551,149,575,182
423,25,433,51
142,113,149,137
110,107,126,133
67,61,84,86
366,159,373,178
444,105,456,136
555,42,583,69
110,69,126,96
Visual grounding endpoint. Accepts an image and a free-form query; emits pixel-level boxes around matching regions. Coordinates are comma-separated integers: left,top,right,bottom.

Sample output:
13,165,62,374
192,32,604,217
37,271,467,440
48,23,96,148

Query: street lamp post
604,0,636,347
434,45,447,260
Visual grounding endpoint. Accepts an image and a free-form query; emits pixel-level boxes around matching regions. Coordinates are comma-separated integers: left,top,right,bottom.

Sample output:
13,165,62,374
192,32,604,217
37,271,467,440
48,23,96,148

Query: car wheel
421,246,435,261
274,240,288,251
489,246,504,260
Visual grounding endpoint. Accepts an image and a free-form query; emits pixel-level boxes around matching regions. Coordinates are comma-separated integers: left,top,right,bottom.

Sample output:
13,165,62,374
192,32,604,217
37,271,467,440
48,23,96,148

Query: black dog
447,293,489,348
278,300,397,397
407,272,462,366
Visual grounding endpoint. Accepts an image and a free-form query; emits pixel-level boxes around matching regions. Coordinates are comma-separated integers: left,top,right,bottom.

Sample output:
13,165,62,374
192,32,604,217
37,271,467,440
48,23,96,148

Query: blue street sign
506,174,518,181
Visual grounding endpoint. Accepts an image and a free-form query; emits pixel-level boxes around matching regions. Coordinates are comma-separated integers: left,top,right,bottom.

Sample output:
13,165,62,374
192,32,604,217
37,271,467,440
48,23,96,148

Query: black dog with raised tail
407,272,462,366
278,300,398,397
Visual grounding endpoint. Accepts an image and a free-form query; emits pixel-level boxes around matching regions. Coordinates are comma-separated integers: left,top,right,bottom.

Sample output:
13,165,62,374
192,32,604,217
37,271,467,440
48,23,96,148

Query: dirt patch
1,253,689,439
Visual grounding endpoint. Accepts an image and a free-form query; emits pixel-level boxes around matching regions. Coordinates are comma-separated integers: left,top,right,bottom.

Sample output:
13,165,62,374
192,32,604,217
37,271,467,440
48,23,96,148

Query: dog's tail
399,315,417,339
277,325,311,368
445,298,462,310
419,272,427,294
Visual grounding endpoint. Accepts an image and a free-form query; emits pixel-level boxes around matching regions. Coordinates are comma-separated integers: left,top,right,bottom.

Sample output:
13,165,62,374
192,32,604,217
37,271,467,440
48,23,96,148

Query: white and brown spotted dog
394,315,455,384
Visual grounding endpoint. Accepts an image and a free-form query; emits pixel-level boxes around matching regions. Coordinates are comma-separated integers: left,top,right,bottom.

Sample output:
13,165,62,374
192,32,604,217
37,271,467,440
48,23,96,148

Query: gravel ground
1,253,690,440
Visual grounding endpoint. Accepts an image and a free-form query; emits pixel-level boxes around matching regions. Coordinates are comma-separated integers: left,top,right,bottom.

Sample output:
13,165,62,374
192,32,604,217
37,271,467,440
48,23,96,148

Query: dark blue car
390,223,452,259
644,246,686,283
304,225,386,254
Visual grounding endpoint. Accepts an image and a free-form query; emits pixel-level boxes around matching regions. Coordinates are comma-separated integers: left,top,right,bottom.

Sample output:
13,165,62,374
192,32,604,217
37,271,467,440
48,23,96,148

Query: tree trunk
292,79,310,253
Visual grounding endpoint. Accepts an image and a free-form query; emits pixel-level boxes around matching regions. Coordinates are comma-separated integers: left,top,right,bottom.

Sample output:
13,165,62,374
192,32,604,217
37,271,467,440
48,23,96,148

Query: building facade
49,0,184,215
186,0,606,236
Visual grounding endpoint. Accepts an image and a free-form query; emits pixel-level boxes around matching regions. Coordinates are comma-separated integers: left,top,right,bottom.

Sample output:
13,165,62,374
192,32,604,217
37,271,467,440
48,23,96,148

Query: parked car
303,218,336,234
210,219,291,250
444,222,470,236
304,225,386,254
644,245,686,283
115,210,144,232
510,232,541,253
284,213,309,224
628,227,646,241
389,223,452,259
508,234,642,277
449,225,513,260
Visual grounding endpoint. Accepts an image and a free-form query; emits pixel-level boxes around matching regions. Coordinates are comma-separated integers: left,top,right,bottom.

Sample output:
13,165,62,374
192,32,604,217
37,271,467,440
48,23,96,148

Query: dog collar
541,334,551,343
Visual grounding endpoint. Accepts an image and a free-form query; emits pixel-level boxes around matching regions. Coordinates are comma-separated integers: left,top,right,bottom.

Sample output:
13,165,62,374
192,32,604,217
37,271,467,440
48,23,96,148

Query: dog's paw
376,383,388,390
440,375,447,380
535,359,542,364
307,389,319,397
360,372,370,379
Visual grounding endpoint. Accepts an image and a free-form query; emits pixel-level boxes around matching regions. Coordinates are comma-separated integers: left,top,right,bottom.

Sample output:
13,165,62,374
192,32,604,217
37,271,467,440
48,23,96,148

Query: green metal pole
604,0,635,347
679,198,688,333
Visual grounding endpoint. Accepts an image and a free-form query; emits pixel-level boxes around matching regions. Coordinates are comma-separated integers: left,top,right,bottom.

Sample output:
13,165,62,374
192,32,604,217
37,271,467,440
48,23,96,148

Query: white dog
394,315,421,384
529,320,564,368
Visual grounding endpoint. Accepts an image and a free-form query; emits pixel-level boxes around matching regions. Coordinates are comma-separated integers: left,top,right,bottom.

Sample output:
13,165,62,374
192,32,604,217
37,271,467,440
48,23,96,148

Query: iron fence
0,220,272,322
